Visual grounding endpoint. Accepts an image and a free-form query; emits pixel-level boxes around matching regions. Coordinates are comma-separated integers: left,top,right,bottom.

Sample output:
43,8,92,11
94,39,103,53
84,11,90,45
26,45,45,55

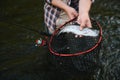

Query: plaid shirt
44,0,94,32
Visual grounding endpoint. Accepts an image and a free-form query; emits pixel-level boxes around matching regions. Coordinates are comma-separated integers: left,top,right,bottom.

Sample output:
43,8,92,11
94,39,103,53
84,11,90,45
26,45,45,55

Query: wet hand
77,12,92,30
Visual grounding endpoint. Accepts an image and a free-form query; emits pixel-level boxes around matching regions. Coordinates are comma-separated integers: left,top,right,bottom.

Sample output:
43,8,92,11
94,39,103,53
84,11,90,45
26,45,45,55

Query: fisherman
44,0,94,34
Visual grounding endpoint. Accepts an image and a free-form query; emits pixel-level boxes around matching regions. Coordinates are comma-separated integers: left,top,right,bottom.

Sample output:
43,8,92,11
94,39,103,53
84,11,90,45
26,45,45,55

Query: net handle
48,17,102,57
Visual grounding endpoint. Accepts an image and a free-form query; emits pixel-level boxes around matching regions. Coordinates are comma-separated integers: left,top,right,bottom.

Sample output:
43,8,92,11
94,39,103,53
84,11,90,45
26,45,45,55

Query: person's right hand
64,6,78,20
77,12,92,30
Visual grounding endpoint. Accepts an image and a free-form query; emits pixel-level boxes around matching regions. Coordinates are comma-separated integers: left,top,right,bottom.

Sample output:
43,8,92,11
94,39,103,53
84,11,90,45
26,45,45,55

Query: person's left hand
77,12,92,30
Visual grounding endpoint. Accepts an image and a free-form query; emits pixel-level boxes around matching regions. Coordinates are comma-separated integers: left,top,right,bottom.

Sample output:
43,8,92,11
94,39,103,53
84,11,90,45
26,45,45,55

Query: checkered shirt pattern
44,0,94,31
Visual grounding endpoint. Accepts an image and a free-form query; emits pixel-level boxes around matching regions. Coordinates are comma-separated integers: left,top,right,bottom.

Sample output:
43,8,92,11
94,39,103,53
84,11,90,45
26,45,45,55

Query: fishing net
48,18,102,74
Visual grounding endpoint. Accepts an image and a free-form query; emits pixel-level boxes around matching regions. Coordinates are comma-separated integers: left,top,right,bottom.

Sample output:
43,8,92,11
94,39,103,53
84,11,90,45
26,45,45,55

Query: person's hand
77,12,92,30
64,6,78,20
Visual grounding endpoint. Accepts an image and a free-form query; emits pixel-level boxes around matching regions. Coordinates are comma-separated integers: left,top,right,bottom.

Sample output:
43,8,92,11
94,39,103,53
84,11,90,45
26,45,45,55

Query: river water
0,0,120,80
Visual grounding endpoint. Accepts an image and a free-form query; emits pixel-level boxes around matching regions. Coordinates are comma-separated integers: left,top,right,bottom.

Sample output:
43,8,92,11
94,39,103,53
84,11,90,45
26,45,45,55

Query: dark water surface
0,0,120,80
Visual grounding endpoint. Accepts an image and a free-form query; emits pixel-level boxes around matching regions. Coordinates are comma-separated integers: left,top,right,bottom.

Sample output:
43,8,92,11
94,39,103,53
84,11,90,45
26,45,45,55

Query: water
0,0,120,80
91,0,120,80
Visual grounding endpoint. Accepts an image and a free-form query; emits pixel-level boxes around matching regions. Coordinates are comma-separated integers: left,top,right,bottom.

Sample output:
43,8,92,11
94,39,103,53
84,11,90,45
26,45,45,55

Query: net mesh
49,19,102,74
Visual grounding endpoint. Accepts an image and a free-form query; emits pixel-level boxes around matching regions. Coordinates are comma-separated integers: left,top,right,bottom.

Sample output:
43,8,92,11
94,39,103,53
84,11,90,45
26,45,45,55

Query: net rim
48,17,102,57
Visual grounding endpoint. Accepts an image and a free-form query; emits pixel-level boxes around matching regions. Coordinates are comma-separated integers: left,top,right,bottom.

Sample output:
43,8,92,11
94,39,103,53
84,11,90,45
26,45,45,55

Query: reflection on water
0,0,120,80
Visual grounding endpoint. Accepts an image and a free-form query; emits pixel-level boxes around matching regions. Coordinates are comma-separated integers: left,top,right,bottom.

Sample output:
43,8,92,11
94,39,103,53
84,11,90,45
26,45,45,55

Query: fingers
80,20,92,30
77,17,92,30
86,18,92,28
77,18,86,30
69,12,78,19
73,11,78,17
67,7,78,19
69,14,76,20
